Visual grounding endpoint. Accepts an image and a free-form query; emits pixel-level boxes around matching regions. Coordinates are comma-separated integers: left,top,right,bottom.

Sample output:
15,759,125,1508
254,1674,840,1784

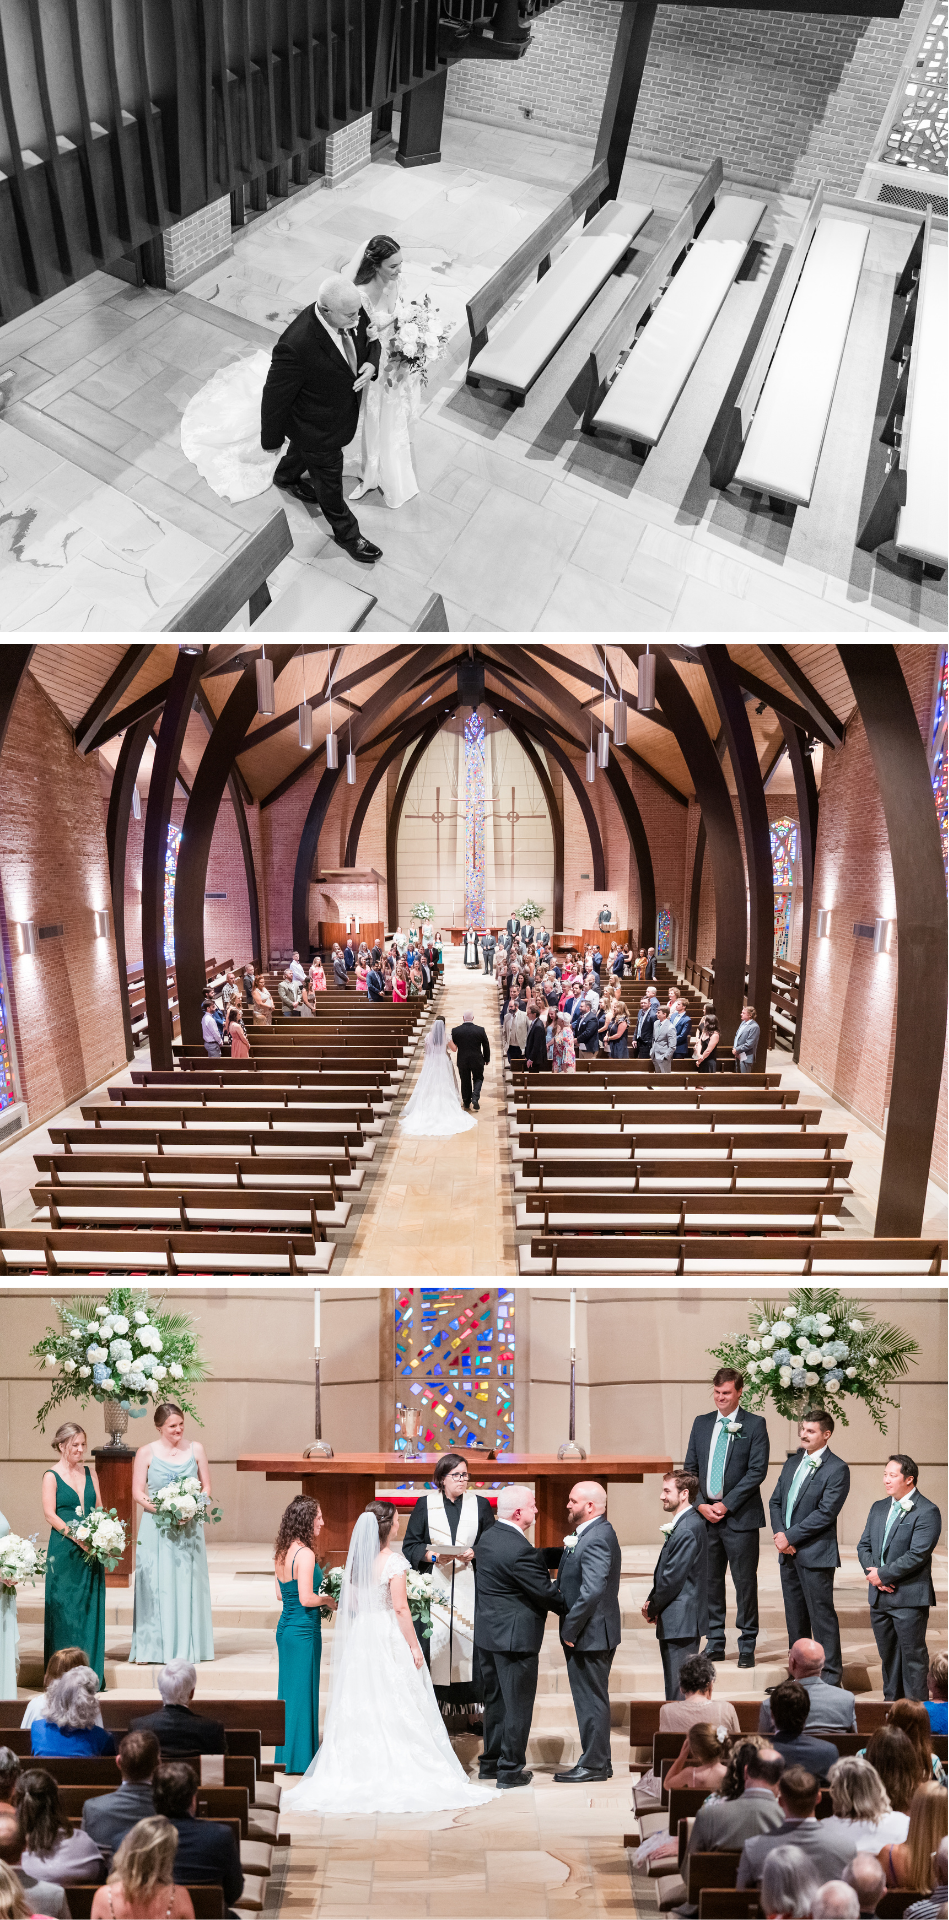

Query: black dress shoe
275,477,319,504
478,1765,498,1780
702,1645,727,1661
554,1765,612,1783
737,1654,756,1669
472,1102,480,1111
337,534,382,563
496,1771,533,1789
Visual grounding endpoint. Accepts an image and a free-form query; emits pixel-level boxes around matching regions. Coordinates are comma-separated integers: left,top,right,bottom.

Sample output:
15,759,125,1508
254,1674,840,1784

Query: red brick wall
261,758,391,958
445,0,927,196
122,796,256,978
559,751,688,946
685,788,804,976
0,671,127,1127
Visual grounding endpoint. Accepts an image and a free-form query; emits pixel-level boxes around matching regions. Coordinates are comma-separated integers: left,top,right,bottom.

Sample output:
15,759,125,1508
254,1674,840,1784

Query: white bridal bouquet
386,295,452,389
405,1569,434,1639
0,1532,47,1589
151,1474,222,1539
65,1508,127,1571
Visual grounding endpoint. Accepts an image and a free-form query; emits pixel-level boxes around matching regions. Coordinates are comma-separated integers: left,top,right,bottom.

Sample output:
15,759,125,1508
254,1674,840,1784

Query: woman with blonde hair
251,973,273,1026
822,1753,909,1851
41,1423,105,1689
664,1720,729,1794
392,959,408,1004
91,1816,193,1918
0,1860,35,1920
879,1780,948,1888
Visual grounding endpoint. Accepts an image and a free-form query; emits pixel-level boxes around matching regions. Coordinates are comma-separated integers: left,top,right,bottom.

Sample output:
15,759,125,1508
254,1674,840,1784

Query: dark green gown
44,1467,106,1691
275,1551,322,1774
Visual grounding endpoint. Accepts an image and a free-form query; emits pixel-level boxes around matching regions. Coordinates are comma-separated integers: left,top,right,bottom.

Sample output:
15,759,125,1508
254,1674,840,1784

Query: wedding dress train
399,1019,477,1140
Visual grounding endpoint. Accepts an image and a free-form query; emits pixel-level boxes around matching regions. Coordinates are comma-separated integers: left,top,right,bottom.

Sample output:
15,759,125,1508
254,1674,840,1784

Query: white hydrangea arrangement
151,1473,222,1539
65,1507,127,1570
404,1569,434,1638
710,1287,919,1430
31,1288,209,1431
0,1532,47,1589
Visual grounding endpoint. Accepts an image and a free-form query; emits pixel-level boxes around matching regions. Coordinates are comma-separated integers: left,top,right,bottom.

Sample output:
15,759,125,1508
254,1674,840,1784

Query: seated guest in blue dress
31,1668,117,1757
926,1653,948,1735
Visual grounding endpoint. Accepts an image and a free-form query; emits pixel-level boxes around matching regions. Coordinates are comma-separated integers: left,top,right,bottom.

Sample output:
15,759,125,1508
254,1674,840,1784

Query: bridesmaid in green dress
42,1424,106,1691
273,1497,336,1774
129,1401,214,1665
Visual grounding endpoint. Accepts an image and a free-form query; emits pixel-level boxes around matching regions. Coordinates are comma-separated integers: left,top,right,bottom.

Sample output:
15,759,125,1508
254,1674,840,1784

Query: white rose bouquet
321,1567,344,1603
405,1569,434,1639
0,1532,47,1589
386,295,451,389
65,1508,127,1571
32,1288,209,1431
710,1286,919,1430
151,1474,222,1539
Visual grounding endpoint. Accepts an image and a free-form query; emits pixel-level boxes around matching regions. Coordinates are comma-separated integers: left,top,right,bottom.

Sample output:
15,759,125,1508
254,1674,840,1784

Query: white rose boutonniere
563,1533,579,1551
724,1419,743,1435
660,1520,676,1537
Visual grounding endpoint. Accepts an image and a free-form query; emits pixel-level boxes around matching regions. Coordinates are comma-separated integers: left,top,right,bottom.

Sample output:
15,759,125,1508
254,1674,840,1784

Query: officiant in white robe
464,929,479,968
402,1453,495,1727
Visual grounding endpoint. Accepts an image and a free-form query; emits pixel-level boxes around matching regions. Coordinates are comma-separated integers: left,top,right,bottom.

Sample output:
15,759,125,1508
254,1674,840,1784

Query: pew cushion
469,200,652,394
734,216,869,505
252,568,376,632
896,238,948,567
594,196,764,444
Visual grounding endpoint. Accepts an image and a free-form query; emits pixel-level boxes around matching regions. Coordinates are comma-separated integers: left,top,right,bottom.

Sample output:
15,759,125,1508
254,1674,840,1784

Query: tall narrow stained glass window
770,817,799,959
163,825,181,966
656,908,673,958
463,715,486,930
0,979,17,1110
929,646,947,880
394,1289,515,1455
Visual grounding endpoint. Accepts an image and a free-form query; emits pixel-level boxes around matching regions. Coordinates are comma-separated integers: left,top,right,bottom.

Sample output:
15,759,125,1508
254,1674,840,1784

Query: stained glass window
770,817,798,960
163,825,181,966
930,647,948,881
463,716,486,929
394,1289,515,1455
656,908,672,958
881,0,947,175
0,979,17,1110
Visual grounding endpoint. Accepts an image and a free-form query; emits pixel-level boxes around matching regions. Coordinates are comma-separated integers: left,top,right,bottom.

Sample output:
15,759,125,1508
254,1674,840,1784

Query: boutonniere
660,1520,675,1537
897,1495,915,1512
563,1533,579,1551
724,1420,742,1435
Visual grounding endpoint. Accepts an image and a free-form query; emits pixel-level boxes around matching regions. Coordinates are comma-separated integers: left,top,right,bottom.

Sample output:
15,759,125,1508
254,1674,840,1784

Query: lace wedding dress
399,1019,477,1140
281,1517,491,1814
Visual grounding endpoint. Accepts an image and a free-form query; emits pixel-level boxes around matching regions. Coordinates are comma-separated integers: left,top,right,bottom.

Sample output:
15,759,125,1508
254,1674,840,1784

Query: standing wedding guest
769,1409,850,1686
31,1670,115,1758
606,1000,629,1059
673,997,692,1057
684,1365,770,1671
524,1006,551,1074
274,1498,336,1775
90,1816,194,1920
355,953,367,993
635,994,658,1059
633,948,648,981
241,963,255,1006
733,1003,761,1071
552,1482,621,1785
81,1732,161,1864
366,959,384,1001
551,1010,576,1073
650,1005,678,1075
392,960,408,1003
200,1000,221,1058
503,999,528,1063
15,1772,104,1886
222,1001,248,1060
251,973,274,1025
42,1424,105,1690
642,1471,708,1701
0,1513,17,1701
288,951,305,986
278,969,302,1016
309,956,326,993
474,1486,564,1789
129,1664,224,1758
926,1653,948,1735
20,1650,102,1730
403,1455,496,1733
481,929,496,976
857,1452,941,1702
220,971,241,1013
644,946,657,979
693,1007,720,1072
332,948,349,990
0,1808,69,1918
129,1405,213,1668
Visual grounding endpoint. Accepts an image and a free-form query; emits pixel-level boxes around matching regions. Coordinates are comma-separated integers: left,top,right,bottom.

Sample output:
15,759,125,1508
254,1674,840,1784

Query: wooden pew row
35,1152,362,1195
508,1063,784,1085
511,1110,830,1138
51,1125,372,1161
858,210,948,573
697,1893,925,1919
65,1889,225,1918
584,161,765,450
509,1086,802,1109
109,1085,390,1116
515,1191,845,1235
629,1699,889,1749
514,1129,848,1158
649,1728,947,1770
520,1234,946,1276
31,1183,351,1236
0,1226,332,1274
512,1154,854,1196
0,1697,285,1741
141,1066,397,1089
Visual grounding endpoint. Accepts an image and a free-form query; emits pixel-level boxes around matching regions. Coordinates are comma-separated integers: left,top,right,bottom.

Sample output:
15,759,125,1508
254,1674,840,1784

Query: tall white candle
569,1288,576,1353
314,1289,321,1353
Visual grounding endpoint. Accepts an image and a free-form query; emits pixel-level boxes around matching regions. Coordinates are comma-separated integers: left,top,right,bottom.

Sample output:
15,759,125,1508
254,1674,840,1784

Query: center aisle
344,945,513,1277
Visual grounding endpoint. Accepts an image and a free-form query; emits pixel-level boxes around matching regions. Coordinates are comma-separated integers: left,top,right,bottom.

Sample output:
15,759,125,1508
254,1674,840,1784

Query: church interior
0,0,946,635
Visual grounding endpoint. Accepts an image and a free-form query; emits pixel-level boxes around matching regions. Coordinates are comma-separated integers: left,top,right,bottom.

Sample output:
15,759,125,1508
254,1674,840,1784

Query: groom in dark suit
857,1452,942,1700
553,1481,622,1783
260,274,382,564
451,1011,490,1112
684,1366,770,1669
474,1484,563,1787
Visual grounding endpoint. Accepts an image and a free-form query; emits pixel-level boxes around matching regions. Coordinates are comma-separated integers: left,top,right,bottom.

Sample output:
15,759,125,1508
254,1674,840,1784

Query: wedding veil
424,1018,447,1056
334,1510,385,1666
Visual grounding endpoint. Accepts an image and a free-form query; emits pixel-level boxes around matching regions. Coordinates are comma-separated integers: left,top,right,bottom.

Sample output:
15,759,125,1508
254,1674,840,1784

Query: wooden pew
514,1129,849,1158
466,160,652,404
0,1698,286,1742
165,507,377,632
515,1191,844,1235
36,1151,360,1195
627,1699,890,1752
521,1234,946,1276
66,1889,225,1918
30,1182,350,1236
513,1154,854,1195
510,1085,801,1109
108,1085,387,1116
698,1891,929,1919
0,1225,332,1274
583,161,765,448
858,211,948,572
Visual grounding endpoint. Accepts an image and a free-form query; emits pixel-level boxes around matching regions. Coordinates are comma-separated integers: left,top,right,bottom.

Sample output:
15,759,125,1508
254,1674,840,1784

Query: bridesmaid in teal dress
41,1423,106,1691
129,1401,214,1665
0,1508,19,1698
273,1497,336,1774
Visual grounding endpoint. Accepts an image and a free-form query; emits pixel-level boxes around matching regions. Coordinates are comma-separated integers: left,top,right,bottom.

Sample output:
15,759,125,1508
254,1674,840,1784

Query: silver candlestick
303,1350,334,1458
558,1288,587,1459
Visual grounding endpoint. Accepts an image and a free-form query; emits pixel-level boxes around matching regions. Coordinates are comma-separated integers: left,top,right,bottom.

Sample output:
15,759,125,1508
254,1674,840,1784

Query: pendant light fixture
346,717,357,785
256,644,275,716
637,643,656,712
613,648,628,746
585,720,596,784
597,649,610,767
131,784,141,821
325,644,338,769
298,646,313,750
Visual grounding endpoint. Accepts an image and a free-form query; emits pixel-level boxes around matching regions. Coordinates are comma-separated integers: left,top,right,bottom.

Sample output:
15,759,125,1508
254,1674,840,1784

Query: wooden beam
105,717,153,1063
593,0,659,203
758,644,845,748
0,647,35,761
141,650,207,1071
701,645,775,1035
729,660,816,736
779,721,818,1064
85,678,174,755
74,646,154,755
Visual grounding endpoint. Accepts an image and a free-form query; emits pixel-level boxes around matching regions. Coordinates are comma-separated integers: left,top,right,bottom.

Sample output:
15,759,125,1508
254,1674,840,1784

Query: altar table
236,1451,674,1560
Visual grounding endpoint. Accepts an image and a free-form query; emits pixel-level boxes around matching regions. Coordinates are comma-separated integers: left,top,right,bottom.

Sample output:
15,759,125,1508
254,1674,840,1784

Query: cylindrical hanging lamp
326,731,339,770
131,785,141,821
585,733,596,783
346,720,356,785
298,703,313,750
637,646,656,712
613,650,628,744
256,650,275,716
597,728,610,769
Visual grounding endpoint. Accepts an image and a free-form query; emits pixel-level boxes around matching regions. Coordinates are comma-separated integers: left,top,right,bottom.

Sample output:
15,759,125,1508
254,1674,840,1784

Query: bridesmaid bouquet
65,1508,127,1570
405,1569,434,1639
0,1532,47,1589
151,1474,222,1538
321,1567,344,1604
386,295,452,389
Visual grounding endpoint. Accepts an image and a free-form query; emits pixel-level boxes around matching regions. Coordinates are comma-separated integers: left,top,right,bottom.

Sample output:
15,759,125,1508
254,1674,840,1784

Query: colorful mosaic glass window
656,908,672,958
163,825,181,966
930,646,948,879
882,1,947,175
770,817,798,960
0,979,17,1110
463,715,486,929
394,1289,515,1456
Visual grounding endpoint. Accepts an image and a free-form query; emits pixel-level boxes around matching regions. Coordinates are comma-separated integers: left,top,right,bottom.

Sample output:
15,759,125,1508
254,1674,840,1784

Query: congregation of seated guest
681,1740,785,1894
30,1670,116,1759
90,1816,193,1920
81,1731,161,1867
15,1772,104,1887
821,1755,911,1854
884,1700,948,1785
664,1719,729,1796
129,1660,226,1757
0,1807,68,1918
903,1832,948,1920
758,1641,859,1733
21,1650,103,1731
863,1725,928,1818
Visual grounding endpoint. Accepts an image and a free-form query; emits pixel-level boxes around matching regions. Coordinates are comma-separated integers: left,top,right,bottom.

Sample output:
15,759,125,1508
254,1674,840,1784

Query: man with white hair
130,1659,226,1756
473,1484,564,1789
553,1482,622,1784
812,1883,861,1919
261,271,382,563
842,1853,887,1917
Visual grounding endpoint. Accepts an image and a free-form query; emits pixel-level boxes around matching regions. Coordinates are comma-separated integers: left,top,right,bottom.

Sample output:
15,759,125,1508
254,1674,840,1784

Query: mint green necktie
708,1418,730,1498
880,1499,906,1564
785,1454,815,1526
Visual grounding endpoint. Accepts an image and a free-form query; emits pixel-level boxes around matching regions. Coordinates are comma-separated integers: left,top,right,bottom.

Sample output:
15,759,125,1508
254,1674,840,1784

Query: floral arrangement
514,901,545,921
710,1287,919,1430
405,1569,434,1638
321,1566,344,1603
31,1288,210,1431
151,1474,222,1540
0,1532,47,1589
385,296,451,388
65,1508,127,1570
410,903,434,924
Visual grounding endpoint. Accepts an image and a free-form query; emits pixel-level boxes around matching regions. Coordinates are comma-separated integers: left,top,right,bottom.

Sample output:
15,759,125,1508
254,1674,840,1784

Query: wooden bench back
36,1153,351,1186
519,1155,852,1188
517,1129,847,1154
164,509,293,631
0,1698,286,1740
531,1234,945,1274
0,1226,317,1273
523,1192,839,1225
466,159,609,351
63,1887,225,1918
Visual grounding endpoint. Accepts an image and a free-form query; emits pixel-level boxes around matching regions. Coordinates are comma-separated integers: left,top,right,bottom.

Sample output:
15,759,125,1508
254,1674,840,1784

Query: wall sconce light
93,909,111,940
14,922,36,956
637,645,656,712
873,916,894,954
256,648,275,716
131,785,141,821
816,908,832,938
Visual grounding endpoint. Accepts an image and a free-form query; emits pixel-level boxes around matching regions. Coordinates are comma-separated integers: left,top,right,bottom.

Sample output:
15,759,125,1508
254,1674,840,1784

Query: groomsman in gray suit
643,1471,708,1700
553,1482,622,1784
857,1452,942,1701
769,1408,850,1685
684,1366,770,1669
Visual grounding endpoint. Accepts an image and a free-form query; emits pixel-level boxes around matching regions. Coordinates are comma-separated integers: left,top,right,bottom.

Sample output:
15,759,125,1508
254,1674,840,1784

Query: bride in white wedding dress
282,1504,491,1814
399,1018,477,1140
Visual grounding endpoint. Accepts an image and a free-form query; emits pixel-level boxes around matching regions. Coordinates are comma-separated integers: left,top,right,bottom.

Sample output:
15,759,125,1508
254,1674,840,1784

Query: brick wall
445,0,927,195
325,114,372,187
0,671,127,1128
559,750,688,946
122,796,256,979
162,195,233,294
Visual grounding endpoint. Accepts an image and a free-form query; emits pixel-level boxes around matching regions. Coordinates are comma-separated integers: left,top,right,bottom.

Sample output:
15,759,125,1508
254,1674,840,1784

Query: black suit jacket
129,1703,226,1756
768,1448,850,1569
474,1521,563,1654
684,1407,770,1530
645,955,657,978
857,1490,941,1609
558,1515,622,1651
451,1022,491,1068
260,305,380,456
646,1505,709,1642
524,1017,551,1071
167,1814,243,1908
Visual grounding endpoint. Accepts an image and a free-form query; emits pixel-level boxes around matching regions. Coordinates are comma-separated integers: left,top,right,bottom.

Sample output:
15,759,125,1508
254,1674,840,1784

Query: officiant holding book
402,1453,496,1728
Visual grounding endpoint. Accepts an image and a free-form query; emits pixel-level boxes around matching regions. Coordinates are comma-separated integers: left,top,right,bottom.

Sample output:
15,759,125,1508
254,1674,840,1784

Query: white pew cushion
594,196,764,445
253,567,375,632
897,239,948,568
470,202,652,393
735,216,869,506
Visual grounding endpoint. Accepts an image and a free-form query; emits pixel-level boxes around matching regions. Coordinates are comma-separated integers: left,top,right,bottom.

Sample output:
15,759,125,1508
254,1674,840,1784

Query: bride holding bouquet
130,1402,215,1666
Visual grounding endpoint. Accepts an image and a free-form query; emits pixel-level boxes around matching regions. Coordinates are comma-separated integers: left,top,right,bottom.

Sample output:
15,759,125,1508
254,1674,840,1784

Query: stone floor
0,117,944,632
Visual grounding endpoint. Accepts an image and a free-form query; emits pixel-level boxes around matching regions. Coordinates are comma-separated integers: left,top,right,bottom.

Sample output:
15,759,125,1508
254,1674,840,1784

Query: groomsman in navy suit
857,1453,942,1701
684,1367,770,1670
769,1408,850,1685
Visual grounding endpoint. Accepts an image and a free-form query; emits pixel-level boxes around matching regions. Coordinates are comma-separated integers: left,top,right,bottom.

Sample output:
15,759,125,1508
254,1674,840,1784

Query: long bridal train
398,1019,477,1140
